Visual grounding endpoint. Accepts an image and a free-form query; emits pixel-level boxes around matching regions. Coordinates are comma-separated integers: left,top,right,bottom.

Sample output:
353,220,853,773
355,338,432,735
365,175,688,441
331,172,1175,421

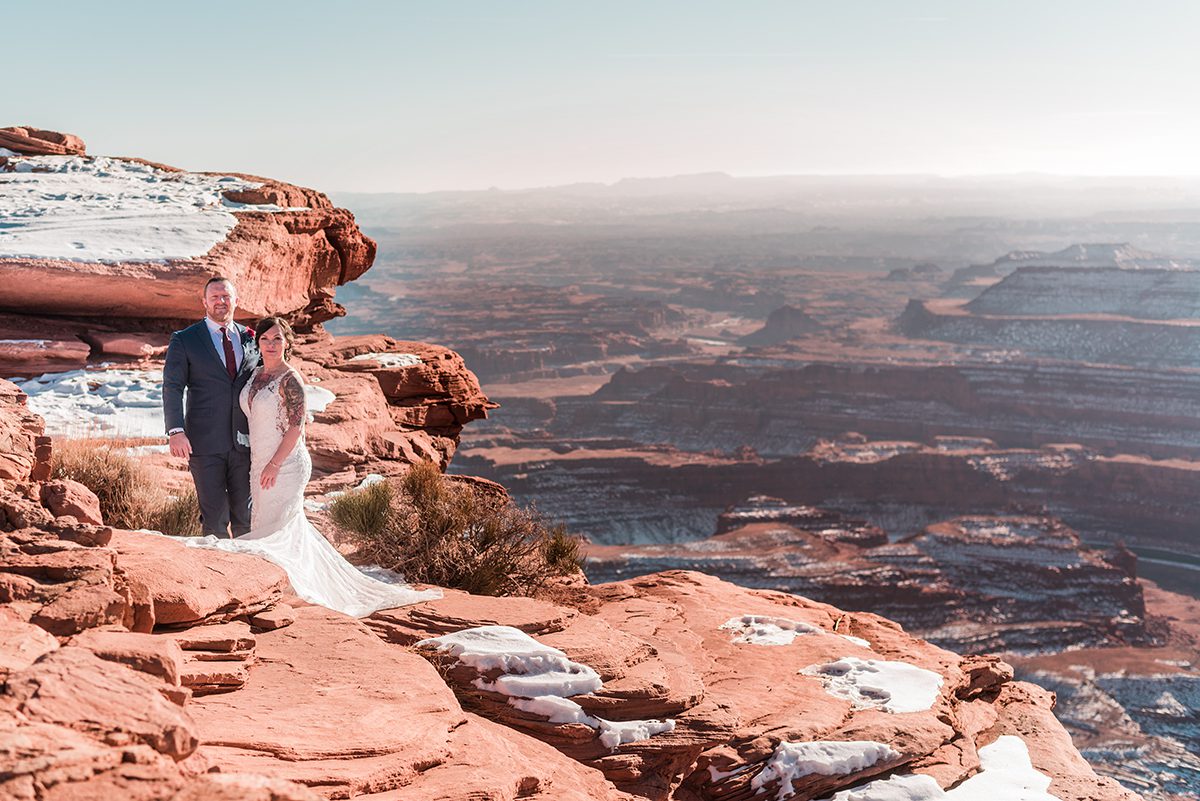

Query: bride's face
258,325,287,363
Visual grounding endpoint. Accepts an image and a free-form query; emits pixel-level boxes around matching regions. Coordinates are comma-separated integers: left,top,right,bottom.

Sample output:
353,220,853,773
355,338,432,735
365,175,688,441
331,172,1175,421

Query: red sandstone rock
0,378,47,482
0,126,86,156
169,619,256,652
184,607,465,796
0,336,91,375
0,131,373,328
7,646,197,760
172,773,325,801
70,628,184,686
0,531,133,636
0,489,55,531
31,582,128,637
40,478,104,525
402,570,1133,801
0,610,58,677
108,529,287,625
249,603,295,631
0,704,317,801
368,589,579,645
384,712,639,801
180,658,250,694
293,337,494,476
321,335,497,425
80,331,170,359
0,203,375,330
990,681,1139,801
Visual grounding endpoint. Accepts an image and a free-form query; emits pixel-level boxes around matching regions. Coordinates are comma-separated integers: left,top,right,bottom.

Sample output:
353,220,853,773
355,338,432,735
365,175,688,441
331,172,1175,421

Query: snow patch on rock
419,625,675,750
753,740,900,800
803,656,943,714
18,366,337,439
349,352,423,369
721,614,820,645
20,367,165,438
0,154,306,263
820,736,1060,800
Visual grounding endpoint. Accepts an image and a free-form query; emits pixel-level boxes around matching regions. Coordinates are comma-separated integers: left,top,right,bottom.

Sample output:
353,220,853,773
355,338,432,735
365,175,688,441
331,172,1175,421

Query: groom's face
203,281,237,324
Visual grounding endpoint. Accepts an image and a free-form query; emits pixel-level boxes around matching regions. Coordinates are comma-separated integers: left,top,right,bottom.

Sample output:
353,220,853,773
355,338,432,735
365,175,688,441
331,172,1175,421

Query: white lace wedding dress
173,367,440,617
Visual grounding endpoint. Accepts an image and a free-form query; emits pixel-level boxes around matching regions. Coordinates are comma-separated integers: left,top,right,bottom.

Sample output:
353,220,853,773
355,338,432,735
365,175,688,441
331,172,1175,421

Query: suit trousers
189,449,252,537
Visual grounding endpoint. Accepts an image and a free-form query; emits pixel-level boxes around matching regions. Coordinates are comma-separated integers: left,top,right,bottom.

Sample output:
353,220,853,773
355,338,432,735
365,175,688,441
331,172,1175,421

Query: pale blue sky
7,1,1199,191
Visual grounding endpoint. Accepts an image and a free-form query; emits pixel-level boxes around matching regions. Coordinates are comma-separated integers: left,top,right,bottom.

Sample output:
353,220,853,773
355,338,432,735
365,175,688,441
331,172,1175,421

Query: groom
163,276,258,538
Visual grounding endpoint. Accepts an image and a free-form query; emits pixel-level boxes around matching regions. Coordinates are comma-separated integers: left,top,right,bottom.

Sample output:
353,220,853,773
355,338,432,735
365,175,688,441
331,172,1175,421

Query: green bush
329,461,583,596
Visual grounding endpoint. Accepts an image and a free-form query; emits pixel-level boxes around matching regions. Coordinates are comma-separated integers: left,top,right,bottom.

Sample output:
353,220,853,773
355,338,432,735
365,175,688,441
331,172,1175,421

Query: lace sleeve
279,371,307,430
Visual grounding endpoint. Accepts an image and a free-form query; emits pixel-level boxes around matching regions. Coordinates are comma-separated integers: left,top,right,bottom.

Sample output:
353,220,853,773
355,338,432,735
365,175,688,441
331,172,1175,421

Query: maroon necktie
220,326,238,380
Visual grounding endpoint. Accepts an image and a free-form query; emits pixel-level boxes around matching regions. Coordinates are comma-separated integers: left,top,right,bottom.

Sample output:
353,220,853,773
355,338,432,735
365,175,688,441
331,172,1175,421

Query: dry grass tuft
51,439,160,530
146,487,203,537
51,438,202,535
329,461,583,596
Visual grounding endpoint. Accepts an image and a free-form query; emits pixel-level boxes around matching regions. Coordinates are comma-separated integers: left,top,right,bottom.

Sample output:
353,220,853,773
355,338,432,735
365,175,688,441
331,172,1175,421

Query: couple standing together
161,277,437,616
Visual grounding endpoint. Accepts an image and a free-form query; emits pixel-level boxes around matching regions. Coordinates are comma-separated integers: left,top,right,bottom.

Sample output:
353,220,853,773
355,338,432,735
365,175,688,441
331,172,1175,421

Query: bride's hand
260,462,280,490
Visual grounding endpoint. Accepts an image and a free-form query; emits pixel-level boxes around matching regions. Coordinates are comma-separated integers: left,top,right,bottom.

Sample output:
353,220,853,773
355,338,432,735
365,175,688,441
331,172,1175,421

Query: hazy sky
8,1,1200,192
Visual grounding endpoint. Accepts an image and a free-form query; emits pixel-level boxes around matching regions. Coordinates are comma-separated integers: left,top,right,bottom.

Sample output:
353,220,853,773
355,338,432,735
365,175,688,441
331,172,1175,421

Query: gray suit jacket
163,320,258,455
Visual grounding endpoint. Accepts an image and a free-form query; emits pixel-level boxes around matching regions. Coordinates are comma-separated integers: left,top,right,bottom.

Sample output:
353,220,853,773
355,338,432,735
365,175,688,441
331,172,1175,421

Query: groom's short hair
204,276,236,294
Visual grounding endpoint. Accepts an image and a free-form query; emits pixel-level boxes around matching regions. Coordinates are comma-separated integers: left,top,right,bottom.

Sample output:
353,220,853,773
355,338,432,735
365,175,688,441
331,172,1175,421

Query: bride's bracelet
268,460,282,468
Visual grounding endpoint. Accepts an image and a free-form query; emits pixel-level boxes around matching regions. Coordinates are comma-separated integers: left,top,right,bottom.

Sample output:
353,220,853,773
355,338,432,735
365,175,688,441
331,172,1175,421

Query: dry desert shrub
146,486,202,537
51,438,201,536
51,438,159,530
329,461,583,596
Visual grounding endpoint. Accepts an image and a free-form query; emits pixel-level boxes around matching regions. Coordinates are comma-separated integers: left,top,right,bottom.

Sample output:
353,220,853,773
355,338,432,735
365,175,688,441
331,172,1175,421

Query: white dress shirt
205,316,245,372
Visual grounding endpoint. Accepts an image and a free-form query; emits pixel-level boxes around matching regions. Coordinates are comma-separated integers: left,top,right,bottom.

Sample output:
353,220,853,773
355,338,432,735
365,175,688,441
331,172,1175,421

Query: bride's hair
254,316,295,358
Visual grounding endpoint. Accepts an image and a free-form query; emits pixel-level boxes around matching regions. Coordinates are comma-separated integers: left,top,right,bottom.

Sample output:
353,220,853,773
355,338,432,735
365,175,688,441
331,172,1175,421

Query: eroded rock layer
0,378,1134,800
0,129,374,328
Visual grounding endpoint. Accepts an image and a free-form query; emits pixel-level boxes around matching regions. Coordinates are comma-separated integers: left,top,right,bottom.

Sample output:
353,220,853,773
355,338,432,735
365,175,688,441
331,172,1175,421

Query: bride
174,316,439,617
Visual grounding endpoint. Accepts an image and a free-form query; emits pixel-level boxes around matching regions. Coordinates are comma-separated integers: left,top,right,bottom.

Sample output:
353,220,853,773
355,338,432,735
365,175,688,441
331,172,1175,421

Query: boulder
6,646,197,760
40,479,104,525
249,603,295,631
321,336,497,429
108,530,287,625
81,331,170,359
0,337,91,376
70,628,184,686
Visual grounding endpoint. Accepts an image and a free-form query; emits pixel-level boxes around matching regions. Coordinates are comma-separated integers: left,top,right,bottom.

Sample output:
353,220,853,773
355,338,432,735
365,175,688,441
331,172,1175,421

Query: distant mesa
948,242,1198,286
885,262,943,281
608,171,737,195
899,254,1200,366
965,265,1200,319
738,304,821,346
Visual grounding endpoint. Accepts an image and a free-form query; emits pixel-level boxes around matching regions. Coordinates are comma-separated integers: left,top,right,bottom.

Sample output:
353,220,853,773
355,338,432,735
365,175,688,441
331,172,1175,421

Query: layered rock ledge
0,375,1136,800
0,127,373,333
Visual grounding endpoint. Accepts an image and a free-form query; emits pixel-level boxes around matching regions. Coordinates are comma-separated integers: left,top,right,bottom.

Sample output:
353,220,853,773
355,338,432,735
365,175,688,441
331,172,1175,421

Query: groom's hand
169,432,192,459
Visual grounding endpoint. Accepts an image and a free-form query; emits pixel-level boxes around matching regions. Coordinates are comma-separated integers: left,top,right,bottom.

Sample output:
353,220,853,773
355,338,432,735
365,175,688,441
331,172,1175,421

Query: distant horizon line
327,169,1200,197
